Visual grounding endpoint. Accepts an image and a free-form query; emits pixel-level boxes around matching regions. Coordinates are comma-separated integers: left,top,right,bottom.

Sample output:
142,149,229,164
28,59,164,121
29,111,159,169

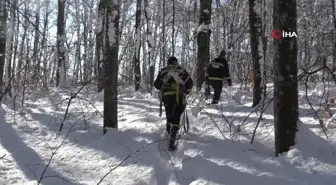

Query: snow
1,85,336,184
197,23,211,34
108,10,119,46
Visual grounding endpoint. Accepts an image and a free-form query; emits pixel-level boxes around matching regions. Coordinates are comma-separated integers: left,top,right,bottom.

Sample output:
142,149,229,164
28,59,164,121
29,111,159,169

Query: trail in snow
0,86,335,185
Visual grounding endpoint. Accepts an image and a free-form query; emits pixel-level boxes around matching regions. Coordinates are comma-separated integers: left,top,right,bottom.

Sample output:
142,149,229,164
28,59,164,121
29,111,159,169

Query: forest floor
0,84,336,185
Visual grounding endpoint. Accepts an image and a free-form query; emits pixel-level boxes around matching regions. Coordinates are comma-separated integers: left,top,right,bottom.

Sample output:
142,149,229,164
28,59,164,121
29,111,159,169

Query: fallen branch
38,115,86,184
164,150,181,184
301,68,329,139
0,154,6,159
96,139,166,185
59,77,95,132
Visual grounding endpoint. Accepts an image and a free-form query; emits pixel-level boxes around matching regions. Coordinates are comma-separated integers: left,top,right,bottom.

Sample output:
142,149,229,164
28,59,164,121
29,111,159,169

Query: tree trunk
17,6,28,87
0,0,7,95
196,0,212,90
56,0,66,87
332,0,336,73
97,1,104,92
274,0,299,156
180,0,187,68
83,3,88,83
172,0,175,56
103,0,120,133
33,2,41,84
249,0,263,107
144,0,154,87
133,0,141,91
7,0,16,97
161,0,166,68
41,2,50,87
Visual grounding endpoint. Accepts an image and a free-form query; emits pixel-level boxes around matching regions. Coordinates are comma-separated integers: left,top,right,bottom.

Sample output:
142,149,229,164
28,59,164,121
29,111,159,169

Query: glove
227,79,232,86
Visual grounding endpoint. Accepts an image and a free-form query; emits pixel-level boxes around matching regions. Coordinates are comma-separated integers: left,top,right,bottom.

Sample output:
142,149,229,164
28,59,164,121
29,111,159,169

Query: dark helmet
167,56,178,65
219,50,226,58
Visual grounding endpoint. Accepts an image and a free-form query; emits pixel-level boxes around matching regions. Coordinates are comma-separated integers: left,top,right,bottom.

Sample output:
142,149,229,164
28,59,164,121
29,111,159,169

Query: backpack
161,65,186,94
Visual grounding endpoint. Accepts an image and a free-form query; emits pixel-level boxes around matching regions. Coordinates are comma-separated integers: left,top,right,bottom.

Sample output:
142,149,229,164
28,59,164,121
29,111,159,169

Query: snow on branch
197,23,211,34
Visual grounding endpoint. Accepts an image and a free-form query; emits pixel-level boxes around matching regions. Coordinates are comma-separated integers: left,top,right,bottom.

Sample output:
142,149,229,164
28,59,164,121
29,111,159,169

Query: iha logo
271,29,297,39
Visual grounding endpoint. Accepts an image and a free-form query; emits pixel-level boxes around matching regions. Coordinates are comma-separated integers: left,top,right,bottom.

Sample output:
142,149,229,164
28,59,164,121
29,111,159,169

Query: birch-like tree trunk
249,0,263,107
144,0,154,87
103,0,120,133
274,0,299,156
74,0,81,83
160,0,166,68
180,0,187,67
172,0,175,56
6,0,16,97
133,0,141,91
196,0,212,90
17,4,29,87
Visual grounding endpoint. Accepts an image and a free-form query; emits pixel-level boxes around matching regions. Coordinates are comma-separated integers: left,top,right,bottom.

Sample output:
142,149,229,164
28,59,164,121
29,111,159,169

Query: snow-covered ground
0,85,336,185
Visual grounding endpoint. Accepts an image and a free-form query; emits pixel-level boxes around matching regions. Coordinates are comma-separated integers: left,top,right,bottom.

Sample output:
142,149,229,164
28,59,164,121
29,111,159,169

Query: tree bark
144,0,155,88
0,0,7,95
133,0,141,91
249,0,263,107
56,0,66,87
274,0,299,156
103,0,120,133
97,1,104,92
33,1,41,84
197,0,212,90
332,0,336,73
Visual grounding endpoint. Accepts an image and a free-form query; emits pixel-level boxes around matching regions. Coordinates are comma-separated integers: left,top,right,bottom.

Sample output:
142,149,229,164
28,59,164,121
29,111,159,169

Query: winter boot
168,124,179,151
168,132,177,151
211,100,219,104
166,122,172,135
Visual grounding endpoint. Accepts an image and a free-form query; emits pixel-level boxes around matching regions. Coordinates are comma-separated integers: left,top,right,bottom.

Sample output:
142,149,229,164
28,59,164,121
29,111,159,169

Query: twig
301,68,329,139
164,150,181,184
59,77,95,132
96,139,167,185
0,154,6,159
202,108,228,140
250,98,271,144
37,117,85,184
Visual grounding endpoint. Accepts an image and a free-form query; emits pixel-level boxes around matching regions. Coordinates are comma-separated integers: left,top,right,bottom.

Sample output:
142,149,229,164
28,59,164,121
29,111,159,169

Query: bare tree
172,0,175,56
133,0,141,91
97,1,104,92
0,0,6,95
274,0,299,156
103,0,120,133
56,0,66,87
332,0,336,73
249,0,263,107
144,0,154,88
196,0,212,90
33,0,41,84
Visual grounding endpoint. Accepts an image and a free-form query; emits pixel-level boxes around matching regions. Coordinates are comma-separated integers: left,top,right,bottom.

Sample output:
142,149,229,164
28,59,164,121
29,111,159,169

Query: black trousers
162,94,186,137
209,80,223,103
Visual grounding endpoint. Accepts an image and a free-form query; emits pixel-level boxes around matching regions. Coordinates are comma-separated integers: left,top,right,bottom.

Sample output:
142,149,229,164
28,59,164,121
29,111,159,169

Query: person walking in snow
205,50,232,104
154,56,193,151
